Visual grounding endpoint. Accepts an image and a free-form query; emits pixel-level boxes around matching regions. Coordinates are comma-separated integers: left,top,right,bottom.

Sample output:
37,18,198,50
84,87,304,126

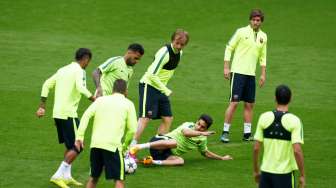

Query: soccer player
253,85,305,188
130,114,233,166
133,29,189,144
75,79,137,188
36,48,95,188
92,43,144,97
220,9,268,143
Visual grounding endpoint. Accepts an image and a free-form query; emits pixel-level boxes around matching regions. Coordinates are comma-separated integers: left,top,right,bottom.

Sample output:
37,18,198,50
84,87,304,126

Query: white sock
152,160,163,165
244,123,252,134
223,123,230,132
130,139,137,146
52,161,69,179
138,143,150,149
61,161,71,179
63,162,72,179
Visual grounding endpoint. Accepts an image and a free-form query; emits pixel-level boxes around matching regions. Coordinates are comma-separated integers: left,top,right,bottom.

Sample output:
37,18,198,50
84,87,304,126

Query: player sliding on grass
130,114,233,166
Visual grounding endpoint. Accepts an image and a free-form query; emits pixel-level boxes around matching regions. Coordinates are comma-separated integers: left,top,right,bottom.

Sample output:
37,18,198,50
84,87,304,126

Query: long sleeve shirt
41,62,92,119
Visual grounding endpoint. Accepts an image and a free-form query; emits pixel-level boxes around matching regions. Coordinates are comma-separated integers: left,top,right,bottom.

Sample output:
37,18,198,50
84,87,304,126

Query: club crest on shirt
260,38,264,43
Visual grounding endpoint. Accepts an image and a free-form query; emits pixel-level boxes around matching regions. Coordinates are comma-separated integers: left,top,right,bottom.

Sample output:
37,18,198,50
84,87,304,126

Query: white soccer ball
124,156,137,174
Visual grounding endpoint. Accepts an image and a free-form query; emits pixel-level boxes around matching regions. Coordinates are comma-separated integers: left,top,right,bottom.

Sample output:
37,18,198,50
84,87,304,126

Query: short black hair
249,9,264,22
275,85,292,105
199,114,213,129
128,43,145,55
75,48,92,61
113,79,127,94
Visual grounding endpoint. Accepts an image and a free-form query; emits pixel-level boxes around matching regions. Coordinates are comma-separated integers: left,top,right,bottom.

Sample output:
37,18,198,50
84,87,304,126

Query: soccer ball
124,156,137,174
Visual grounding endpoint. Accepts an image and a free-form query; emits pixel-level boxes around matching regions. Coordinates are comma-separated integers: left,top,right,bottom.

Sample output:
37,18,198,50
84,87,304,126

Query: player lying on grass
129,114,233,166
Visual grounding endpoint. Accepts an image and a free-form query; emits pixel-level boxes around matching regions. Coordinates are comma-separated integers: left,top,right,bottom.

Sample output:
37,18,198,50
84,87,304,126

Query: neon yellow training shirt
224,25,267,76
98,56,133,95
140,44,182,96
166,122,208,156
41,62,92,119
76,93,137,152
254,111,304,174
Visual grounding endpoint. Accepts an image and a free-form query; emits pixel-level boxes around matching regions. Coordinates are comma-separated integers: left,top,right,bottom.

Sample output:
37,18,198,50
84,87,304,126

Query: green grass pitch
0,0,335,187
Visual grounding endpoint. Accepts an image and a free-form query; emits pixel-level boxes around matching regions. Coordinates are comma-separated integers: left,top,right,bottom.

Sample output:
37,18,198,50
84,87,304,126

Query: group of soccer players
36,8,305,188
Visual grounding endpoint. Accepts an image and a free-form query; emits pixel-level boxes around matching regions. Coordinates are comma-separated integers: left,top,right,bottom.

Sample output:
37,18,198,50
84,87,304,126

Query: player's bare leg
157,116,173,135
61,149,82,186
50,149,82,187
150,139,177,149
142,155,184,166
64,150,78,164
133,117,151,143
224,102,239,123
161,156,184,166
86,177,98,188
221,102,239,143
243,102,254,141
115,180,124,188
130,139,177,155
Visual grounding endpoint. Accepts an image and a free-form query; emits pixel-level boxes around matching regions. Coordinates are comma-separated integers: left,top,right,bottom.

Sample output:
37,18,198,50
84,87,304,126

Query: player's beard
126,58,135,66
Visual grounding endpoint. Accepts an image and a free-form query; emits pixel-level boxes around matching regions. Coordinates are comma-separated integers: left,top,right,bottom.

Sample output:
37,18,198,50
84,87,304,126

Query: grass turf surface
0,0,335,187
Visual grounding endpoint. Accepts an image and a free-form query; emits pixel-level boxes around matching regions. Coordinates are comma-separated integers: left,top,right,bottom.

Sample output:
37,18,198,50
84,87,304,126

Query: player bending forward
130,114,233,166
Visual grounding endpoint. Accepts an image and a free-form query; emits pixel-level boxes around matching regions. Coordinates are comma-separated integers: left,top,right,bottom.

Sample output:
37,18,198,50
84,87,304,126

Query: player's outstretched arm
204,150,233,160
182,128,215,137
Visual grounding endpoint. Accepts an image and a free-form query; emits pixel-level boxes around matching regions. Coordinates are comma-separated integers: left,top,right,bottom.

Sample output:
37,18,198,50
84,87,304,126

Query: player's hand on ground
224,67,230,80
299,175,305,188
221,155,233,160
259,75,266,87
253,171,260,183
36,107,45,118
75,140,84,151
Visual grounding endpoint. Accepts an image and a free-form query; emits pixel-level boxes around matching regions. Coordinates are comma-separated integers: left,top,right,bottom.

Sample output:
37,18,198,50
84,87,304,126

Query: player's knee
244,103,254,110
71,145,83,154
139,117,150,124
162,116,173,124
115,180,124,188
167,140,177,147
89,177,99,184
230,102,239,108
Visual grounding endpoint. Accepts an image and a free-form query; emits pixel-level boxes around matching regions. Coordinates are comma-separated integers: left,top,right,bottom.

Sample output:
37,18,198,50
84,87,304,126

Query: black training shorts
229,72,256,103
139,83,172,119
90,148,124,180
259,171,296,188
149,135,173,160
54,117,80,152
